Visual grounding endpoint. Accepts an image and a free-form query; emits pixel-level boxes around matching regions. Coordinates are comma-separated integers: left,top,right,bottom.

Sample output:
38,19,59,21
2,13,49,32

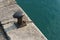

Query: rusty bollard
13,11,26,28
0,21,10,40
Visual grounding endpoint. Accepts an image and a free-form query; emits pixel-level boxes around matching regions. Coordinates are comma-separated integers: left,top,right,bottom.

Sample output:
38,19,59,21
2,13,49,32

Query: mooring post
13,11,23,28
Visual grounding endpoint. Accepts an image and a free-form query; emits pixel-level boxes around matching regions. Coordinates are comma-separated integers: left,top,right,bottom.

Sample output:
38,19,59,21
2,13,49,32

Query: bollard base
14,21,26,28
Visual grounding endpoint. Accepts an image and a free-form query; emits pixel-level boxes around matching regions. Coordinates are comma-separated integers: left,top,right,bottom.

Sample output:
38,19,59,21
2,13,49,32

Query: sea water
16,0,60,40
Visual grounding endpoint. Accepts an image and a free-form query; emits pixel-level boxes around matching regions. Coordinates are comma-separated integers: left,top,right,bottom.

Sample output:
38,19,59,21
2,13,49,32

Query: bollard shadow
5,24,17,32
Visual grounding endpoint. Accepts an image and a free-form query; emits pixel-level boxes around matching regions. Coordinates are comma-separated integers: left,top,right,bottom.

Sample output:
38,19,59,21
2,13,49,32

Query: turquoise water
16,0,60,40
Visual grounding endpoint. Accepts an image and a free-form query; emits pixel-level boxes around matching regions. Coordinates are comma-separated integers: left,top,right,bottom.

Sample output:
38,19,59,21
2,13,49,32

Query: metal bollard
13,11,24,28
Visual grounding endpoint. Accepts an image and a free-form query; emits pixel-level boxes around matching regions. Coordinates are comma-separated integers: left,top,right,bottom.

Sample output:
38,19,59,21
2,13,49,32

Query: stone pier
0,0,47,40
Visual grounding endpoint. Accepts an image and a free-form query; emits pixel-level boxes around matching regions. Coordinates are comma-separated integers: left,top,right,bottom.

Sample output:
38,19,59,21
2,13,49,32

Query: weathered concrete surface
0,0,47,40
0,0,16,8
